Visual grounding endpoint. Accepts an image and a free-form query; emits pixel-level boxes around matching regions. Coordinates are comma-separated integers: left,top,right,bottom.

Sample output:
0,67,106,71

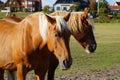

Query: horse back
0,19,33,69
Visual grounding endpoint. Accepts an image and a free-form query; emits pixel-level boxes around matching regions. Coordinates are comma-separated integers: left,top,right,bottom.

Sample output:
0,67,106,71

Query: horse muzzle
86,43,97,53
59,58,72,70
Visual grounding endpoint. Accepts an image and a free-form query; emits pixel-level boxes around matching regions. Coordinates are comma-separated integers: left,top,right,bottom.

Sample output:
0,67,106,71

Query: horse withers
0,12,72,80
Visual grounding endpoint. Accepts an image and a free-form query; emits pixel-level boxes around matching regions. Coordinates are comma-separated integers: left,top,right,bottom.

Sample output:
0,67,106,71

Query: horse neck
18,13,42,50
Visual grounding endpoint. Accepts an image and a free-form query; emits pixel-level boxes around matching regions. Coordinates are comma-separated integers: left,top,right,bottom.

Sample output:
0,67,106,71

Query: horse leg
5,70,16,80
17,63,26,80
47,54,59,80
34,67,48,80
0,68,4,80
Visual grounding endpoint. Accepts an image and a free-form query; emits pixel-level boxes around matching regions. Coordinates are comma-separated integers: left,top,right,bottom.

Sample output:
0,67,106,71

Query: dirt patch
4,67,120,80
55,68,120,80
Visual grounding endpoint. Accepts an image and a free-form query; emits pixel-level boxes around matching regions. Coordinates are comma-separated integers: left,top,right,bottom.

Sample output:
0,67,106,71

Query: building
21,0,42,11
54,4,73,11
108,2,120,10
3,0,42,12
0,1,4,5
54,0,90,11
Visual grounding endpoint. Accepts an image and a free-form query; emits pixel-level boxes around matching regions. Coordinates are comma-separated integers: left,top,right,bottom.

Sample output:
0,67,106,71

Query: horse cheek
47,37,54,52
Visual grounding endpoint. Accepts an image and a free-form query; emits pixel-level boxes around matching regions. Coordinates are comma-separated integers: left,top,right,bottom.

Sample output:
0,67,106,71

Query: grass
55,23,120,75
0,12,33,18
0,12,120,76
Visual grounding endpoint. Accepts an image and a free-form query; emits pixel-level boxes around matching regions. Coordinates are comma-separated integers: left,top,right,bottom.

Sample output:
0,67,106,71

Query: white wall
54,4,73,11
113,2,118,6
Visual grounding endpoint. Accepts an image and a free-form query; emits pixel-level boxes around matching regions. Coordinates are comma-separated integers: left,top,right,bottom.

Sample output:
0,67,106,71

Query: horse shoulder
0,20,18,68
22,14,43,50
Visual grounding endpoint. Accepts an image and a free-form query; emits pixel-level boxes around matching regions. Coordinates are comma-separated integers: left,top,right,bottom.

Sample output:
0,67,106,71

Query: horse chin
59,59,72,70
85,49,91,54
59,64,69,70
85,45,96,54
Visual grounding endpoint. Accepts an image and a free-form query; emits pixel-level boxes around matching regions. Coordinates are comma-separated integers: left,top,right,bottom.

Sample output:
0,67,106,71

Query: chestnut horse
47,8,97,80
3,8,97,80
0,12,72,80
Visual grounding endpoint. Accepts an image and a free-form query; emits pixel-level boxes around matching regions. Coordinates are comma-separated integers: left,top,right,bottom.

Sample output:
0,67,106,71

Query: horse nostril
63,59,71,68
89,44,96,53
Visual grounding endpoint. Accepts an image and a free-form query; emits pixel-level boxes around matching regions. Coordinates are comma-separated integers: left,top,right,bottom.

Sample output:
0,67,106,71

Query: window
57,7,60,10
63,7,67,10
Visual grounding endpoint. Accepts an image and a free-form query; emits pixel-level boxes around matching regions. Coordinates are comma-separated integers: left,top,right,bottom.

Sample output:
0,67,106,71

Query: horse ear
63,12,70,21
45,14,56,24
83,8,89,18
50,12,57,16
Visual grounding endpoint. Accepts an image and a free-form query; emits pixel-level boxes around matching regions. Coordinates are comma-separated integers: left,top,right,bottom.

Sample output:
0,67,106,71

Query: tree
69,2,81,11
42,5,52,13
98,0,108,13
89,0,97,15
0,4,3,10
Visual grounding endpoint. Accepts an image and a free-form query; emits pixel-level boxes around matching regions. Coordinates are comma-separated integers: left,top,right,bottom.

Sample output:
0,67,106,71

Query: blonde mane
68,12,83,32
39,12,71,42
51,11,94,33
53,16,71,33
69,12,94,32
39,13,49,42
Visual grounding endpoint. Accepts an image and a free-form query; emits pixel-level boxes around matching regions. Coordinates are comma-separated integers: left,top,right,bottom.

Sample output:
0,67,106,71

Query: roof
54,0,74,4
116,2,120,6
109,1,120,10
54,0,89,4
0,1,4,4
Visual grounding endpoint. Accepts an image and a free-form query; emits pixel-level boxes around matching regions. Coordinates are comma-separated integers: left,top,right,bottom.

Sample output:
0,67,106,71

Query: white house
53,0,90,11
54,3,73,11
113,1,120,6
108,1,120,11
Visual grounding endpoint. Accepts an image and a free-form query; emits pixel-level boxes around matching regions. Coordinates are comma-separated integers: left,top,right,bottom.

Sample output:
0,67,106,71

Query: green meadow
55,23,120,75
1,12,120,76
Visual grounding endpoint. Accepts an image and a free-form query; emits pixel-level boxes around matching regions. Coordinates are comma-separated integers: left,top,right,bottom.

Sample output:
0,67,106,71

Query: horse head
44,13,72,70
51,10,97,54
73,8,97,53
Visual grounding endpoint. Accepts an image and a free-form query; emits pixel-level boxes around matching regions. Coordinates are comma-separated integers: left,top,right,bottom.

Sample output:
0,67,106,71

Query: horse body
3,8,97,80
0,15,40,69
0,12,72,80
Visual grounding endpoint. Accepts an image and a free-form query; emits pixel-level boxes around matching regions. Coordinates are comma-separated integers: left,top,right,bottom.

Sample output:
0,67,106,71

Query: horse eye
55,33,58,37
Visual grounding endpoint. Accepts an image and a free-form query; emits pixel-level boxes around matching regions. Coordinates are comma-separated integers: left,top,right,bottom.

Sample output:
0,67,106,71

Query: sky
1,0,120,6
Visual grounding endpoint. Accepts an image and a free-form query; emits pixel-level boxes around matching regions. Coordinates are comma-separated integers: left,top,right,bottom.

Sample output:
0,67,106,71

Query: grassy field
0,12,33,18
1,12,120,77
55,23,120,75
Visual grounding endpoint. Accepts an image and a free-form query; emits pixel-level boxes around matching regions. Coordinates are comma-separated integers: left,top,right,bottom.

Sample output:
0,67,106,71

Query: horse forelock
68,12,83,33
54,16,71,33
69,12,95,33
39,13,49,42
38,13,72,42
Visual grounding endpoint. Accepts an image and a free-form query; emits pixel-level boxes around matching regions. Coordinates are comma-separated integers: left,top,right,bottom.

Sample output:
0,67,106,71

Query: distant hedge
0,12,120,23
0,12,33,18
94,13,120,23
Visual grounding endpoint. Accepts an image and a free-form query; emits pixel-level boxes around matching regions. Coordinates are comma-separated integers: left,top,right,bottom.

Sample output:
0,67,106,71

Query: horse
2,16,23,22
0,12,72,80
3,8,97,80
47,8,97,80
